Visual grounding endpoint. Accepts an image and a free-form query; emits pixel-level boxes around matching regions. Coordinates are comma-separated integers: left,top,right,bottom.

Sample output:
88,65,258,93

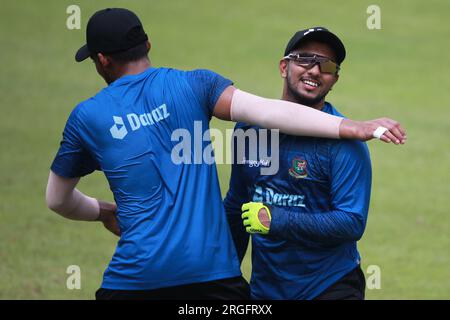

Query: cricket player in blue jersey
224,27,383,300
46,8,406,300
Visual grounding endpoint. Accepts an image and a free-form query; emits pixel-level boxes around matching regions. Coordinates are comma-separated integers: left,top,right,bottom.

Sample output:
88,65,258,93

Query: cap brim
75,44,91,62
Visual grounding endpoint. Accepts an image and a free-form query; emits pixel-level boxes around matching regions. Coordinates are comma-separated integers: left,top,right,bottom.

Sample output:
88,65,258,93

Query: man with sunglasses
225,27,375,299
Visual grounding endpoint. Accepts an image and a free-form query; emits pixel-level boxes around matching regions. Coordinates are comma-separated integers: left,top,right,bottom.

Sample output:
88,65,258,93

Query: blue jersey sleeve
185,69,233,118
270,140,372,247
330,140,372,216
50,106,99,178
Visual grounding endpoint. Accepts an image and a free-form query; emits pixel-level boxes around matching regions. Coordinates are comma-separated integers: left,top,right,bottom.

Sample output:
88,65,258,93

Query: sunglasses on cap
283,53,340,74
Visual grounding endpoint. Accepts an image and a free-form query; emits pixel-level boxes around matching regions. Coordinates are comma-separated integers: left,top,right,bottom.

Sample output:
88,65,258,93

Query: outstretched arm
213,86,406,144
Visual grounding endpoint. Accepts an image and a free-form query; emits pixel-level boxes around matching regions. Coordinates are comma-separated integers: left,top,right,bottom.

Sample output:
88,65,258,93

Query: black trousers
314,265,366,300
96,276,250,300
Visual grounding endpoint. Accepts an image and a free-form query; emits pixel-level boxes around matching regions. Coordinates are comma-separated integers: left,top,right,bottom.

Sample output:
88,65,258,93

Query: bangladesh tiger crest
289,157,308,179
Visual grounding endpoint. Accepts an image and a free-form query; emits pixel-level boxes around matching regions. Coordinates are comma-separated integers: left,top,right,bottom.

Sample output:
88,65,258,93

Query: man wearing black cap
225,27,376,300
46,8,405,300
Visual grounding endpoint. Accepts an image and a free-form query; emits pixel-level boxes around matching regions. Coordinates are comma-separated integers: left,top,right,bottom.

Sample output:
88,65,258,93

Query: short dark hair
91,41,149,63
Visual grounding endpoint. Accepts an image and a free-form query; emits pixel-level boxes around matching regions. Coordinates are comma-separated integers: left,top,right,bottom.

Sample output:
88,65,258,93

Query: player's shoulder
75,94,101,113
323,101,345,118
184,68,218,76
329,138,370,163
68,94,105,125
335,135,369,151
183,68,230,84
156,67,215,77
154,67,222,86
156,66,183,76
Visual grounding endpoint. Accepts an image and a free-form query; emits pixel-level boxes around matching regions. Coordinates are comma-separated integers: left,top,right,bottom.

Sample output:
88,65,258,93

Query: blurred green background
0,0,449,299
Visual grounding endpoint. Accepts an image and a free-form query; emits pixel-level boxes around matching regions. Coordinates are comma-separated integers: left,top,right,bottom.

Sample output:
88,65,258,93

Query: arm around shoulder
214,88,342,138
213,88,406,143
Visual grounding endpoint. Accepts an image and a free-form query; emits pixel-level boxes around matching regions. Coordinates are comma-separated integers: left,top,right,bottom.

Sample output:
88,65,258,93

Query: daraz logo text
110,104,170,140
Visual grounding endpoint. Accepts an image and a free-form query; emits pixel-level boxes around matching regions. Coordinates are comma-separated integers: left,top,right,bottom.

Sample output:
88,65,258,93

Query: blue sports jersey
51,67,241,290
224,102,372,299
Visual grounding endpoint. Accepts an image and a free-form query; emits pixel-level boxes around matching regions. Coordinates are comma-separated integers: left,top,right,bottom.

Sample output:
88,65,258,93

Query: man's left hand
241,202,272,235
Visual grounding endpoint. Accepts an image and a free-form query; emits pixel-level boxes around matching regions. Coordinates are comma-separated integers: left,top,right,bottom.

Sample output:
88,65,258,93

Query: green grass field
1,0,449,299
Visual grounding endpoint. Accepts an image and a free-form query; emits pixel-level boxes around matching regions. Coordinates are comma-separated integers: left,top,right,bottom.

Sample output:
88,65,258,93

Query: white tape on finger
373,126,388,139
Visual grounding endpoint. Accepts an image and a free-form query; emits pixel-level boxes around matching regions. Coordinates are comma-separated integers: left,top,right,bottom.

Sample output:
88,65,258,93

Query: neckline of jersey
109,67,156,87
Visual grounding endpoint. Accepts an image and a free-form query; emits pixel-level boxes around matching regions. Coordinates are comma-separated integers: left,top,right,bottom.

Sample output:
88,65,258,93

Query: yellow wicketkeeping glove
241,202,272,235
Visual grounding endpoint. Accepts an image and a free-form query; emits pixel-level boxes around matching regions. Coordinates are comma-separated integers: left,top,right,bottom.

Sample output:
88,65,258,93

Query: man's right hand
340,118,407,144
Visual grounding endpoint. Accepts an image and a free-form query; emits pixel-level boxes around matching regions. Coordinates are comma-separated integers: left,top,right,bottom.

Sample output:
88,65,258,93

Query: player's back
72,67,241,290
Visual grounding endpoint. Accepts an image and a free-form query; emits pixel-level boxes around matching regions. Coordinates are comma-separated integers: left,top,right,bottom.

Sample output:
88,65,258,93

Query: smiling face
280,40,340,109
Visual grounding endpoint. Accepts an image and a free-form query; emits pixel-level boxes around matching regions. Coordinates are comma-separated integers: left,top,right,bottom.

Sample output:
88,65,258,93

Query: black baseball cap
284,27,346,64
75,8,148,62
